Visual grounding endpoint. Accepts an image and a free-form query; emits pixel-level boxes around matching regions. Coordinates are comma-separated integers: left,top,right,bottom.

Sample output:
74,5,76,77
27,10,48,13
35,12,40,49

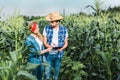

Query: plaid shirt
44,25,68,58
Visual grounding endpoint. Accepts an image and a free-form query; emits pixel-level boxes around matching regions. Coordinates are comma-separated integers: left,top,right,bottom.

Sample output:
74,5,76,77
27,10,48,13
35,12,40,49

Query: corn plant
0,13,40,80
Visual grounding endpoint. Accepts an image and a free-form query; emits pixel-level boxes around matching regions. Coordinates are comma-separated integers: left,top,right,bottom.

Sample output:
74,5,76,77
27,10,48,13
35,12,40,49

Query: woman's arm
25,38,37,53
40,47,52,54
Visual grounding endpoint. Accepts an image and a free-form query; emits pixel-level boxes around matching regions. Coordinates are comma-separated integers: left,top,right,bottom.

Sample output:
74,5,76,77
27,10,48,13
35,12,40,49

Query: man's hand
57,48,62,52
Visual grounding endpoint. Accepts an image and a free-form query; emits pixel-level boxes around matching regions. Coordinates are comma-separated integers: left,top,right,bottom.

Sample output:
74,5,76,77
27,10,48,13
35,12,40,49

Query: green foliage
85,0,104,16
59,53,87,80
0,14,40,80
64,12,120,80
0,51,39,80
0,10,120,80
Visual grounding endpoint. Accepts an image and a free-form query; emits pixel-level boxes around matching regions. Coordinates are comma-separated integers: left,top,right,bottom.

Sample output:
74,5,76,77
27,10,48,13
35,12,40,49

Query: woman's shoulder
26,35,34,41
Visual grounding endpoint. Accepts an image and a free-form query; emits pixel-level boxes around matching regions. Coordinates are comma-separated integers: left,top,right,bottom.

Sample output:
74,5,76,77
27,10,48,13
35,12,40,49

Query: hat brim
46,15,63,21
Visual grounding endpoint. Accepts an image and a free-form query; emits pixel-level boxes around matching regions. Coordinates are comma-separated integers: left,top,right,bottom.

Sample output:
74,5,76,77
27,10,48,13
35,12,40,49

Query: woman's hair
28,21,44,41
28,21,37,32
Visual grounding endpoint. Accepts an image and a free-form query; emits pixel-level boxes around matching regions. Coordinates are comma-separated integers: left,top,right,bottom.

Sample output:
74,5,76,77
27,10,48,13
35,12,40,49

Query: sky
0,0,120,18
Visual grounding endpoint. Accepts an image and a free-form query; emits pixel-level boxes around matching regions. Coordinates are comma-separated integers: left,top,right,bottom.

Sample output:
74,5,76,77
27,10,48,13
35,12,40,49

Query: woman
25,21,51,80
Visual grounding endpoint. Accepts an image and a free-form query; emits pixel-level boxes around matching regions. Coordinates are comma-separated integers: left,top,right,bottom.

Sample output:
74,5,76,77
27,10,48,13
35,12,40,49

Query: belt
52,47,62,50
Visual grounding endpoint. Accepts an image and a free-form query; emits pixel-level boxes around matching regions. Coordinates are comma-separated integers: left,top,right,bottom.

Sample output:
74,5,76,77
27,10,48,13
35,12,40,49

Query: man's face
50,21,59,28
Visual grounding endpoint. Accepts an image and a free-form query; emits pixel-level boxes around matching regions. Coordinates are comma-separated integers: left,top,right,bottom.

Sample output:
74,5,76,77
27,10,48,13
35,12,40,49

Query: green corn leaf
17,70,37,80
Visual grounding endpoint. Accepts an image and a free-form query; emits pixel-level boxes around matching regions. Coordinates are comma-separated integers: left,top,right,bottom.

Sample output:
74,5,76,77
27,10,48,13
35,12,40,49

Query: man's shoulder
44,25,52,30
59,25,67,30
60,25,65,28
45,25,51,28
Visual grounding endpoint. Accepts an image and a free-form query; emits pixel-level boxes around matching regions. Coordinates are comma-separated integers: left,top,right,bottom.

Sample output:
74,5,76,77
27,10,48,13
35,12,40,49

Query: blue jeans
45,52,62,80
31,64,44,80
29,56,44,80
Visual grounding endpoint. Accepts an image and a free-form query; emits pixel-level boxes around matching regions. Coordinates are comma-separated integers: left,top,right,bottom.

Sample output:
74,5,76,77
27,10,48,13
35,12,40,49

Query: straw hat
46,11,63,21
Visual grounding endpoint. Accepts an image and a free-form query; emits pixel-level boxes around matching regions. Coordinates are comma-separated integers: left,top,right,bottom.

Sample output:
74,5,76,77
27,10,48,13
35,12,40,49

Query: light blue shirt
25,35,46,64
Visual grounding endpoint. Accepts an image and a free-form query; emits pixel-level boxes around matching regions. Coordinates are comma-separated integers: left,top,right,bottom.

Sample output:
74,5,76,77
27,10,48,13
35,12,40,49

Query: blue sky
0,0,120,17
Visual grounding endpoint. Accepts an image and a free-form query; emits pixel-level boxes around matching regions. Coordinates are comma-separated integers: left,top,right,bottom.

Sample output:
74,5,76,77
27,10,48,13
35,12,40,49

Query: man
43,11,68,80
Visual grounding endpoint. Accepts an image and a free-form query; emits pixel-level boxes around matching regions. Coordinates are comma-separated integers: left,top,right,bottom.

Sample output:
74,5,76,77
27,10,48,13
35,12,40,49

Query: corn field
0,11,120,80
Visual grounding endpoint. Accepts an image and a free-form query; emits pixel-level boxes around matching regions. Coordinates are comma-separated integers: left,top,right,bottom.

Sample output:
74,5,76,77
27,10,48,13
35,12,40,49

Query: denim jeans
31,64,44,80
29,56,44,80
45,50,62,80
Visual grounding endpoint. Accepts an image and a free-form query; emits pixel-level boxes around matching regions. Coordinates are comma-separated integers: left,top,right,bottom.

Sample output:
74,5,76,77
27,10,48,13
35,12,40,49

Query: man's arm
43,35,53,48
42,27,52,48
58,38,68,52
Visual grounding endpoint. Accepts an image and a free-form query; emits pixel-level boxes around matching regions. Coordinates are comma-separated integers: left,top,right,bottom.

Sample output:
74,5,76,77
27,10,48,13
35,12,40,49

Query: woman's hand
40,47,52,55
47,47,52,52
40,50,45,55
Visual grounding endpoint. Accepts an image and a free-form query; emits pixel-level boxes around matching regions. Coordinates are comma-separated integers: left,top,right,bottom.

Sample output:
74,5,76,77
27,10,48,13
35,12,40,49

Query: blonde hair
28,21,44,41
